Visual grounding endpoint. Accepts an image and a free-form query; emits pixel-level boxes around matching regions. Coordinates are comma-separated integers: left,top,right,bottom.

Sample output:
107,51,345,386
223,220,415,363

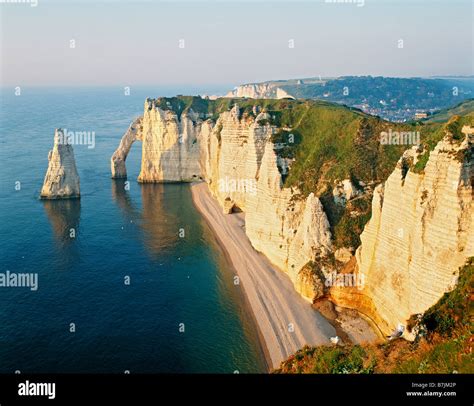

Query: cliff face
112,100,332,301
200,106,272,212
111,98,474,335
333,127,474,336
226,83,277,98
138,101,202,182
198,105,332,300
226,83,294,100
41,129,80,199
245,143,332,297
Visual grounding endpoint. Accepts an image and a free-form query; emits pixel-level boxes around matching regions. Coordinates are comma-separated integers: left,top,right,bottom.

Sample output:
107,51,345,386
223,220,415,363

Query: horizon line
1,74,473,89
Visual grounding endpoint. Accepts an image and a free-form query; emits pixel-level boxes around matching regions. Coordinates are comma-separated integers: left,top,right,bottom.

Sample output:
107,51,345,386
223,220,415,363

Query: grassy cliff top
423,98,474,123
150,96,473,249
150,95,412,190
150,95,366,121
150,95,467,190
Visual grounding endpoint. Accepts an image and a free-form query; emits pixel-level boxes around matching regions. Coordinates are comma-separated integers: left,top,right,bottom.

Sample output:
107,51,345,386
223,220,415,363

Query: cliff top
143,95,473,250
146,95,368,123
422,98,474,123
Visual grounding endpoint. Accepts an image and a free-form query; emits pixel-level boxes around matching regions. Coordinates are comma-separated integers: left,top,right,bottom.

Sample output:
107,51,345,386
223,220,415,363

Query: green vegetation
280,109,406,195
153,95,411,190
411,123,446,173
274,258,474,374
413,112,474,173
282,77,470,107
412,150,430,174
151,95,309,123
275,344,376,374
423,98,474,123
331,195,373,249
270,105,411,248
151,95,472,249
152,94,473,375
420,258,473,337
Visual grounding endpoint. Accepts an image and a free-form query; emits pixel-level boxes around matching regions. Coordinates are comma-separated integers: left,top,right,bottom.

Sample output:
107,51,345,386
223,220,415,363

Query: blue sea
0,86,266,373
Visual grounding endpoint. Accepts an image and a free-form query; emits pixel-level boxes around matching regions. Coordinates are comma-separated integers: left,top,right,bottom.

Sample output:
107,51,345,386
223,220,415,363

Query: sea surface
0,86,266,373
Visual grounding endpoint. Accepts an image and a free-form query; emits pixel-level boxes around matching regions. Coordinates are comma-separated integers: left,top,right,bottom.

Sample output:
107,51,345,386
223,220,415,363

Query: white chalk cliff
112,99,474,335
349,126,474,336
226,83,294,100
40,129,80,199
330,126,474,336
112,100,332,301
138,102,202,182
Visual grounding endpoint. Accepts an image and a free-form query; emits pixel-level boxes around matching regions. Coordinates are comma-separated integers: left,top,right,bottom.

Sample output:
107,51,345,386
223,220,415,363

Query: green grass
393,338,470,374
151,96,411,193
332,195,373,249
423,98,474,123
275,344,376,374
412,113,474,173
149,95,472,249
149,96,425,193
420,258,473,336
282,108,408,194
150,95,311,123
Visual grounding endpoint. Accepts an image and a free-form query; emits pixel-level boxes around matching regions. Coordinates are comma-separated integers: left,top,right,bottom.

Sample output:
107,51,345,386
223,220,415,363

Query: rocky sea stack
40,128,81,199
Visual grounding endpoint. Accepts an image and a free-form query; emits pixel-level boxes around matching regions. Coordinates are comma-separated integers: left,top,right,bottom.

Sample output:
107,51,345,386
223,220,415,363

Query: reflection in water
111,179,139,218
42,199,81,246
111,180,179,257
140,184,179,257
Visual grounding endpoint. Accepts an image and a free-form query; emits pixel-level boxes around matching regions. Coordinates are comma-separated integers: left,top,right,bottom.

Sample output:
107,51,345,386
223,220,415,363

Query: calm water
0,87,266,373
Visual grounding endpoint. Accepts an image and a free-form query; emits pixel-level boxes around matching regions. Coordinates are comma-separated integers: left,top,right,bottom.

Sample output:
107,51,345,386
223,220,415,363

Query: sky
0,0,472,87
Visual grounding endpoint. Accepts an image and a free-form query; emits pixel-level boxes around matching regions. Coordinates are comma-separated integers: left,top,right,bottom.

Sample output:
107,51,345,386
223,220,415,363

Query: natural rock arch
111,117,143,179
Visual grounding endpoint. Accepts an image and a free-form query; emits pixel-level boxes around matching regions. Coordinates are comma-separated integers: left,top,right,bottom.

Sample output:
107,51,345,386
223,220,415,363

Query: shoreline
190,182,338,370
198,208,273,372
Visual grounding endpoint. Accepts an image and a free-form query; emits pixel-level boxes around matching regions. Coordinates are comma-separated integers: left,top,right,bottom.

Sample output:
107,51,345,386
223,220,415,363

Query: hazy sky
0,0,472,86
